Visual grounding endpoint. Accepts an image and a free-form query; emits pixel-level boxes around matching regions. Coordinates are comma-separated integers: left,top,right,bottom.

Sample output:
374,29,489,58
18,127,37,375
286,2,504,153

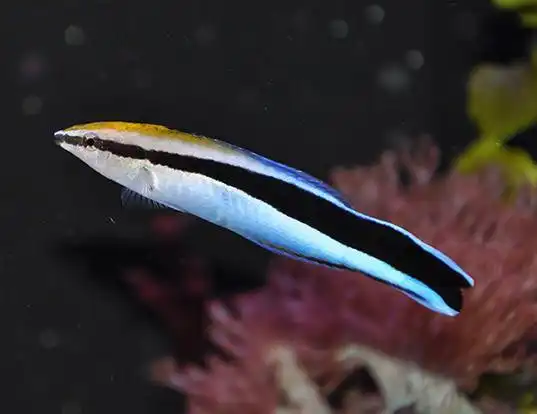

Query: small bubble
64,25,85,46
377,64,410,93
39,329,60,349
365,5,385,24
22,95,43,115
405,50,424,70
328,19,349,39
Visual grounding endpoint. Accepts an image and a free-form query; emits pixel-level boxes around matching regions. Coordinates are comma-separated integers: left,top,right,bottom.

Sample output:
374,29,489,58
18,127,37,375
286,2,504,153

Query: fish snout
54,131,66,145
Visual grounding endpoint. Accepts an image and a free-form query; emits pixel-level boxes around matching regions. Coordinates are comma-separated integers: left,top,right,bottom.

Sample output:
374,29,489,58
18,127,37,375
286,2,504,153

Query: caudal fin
332,209,473,315
335,207,474,293
387,278,465,316
427,283,464,314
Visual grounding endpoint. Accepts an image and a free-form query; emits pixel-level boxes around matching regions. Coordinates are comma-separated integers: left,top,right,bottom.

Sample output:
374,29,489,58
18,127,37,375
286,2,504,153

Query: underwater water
5,0,537,413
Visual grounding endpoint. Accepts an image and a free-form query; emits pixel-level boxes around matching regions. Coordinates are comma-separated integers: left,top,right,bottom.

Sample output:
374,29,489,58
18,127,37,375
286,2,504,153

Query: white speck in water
405,50,424,70
365,5,385,24
62,401,82,414
377,64,410,92
39,329,60,349
22,95,43,115
328,19,349,39
64,25,85,46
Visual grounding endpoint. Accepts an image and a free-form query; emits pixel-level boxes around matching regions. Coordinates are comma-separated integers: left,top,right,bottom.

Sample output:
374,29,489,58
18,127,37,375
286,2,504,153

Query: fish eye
83,133,97,147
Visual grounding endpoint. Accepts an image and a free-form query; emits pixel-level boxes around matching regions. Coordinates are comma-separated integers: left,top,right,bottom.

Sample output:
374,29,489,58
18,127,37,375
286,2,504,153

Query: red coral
150,304,280,414
134,138,537,412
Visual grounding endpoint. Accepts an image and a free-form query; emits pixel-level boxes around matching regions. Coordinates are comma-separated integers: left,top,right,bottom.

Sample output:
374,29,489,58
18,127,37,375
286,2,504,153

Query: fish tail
432,283,464,314
339,210,473,315
397,279,464,316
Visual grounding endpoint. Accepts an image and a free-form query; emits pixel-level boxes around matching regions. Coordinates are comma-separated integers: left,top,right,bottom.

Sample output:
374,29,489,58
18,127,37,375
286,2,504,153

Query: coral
129,138,537,413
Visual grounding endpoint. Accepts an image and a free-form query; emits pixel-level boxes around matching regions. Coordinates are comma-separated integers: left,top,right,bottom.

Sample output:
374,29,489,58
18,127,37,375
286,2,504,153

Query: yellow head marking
65,121,215,146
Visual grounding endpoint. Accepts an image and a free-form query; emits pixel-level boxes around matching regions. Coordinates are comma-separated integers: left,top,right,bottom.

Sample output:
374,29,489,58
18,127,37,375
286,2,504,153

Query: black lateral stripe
84,137,468,289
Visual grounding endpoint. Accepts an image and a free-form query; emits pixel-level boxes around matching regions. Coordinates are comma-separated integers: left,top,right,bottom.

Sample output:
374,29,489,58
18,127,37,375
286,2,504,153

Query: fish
54,121,474,316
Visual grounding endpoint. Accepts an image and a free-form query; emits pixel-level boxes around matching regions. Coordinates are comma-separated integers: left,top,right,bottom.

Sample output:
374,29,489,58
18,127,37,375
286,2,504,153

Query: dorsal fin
226,144,352,207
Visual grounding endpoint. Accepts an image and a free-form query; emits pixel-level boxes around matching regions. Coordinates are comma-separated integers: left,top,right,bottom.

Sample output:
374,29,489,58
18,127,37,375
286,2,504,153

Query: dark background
3,0,503,412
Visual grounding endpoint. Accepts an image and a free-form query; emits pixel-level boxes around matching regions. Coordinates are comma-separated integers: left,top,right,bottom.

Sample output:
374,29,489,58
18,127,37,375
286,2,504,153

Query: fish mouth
54,130,84,146
54,130,66,145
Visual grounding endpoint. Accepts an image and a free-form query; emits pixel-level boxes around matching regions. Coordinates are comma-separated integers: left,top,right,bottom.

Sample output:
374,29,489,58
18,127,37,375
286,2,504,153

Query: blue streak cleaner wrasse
55,122,474,316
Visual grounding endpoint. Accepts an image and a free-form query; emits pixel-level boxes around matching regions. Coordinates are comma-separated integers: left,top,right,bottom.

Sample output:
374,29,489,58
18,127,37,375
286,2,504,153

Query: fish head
54,122,149,187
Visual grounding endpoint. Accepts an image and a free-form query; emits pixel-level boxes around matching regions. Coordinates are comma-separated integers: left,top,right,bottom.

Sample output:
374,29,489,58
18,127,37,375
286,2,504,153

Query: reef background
2,0,523,413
